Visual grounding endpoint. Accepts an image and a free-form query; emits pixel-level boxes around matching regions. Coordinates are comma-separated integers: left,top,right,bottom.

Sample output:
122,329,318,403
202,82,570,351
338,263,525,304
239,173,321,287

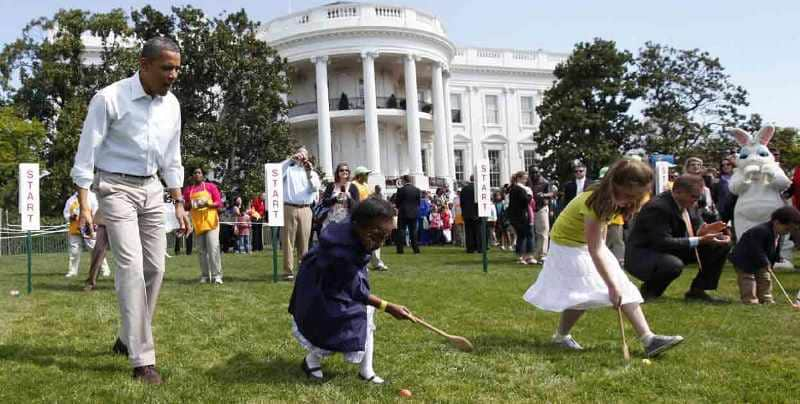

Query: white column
469,86,483,179
503,87,516,185
431,62,448,179
443,73,455,181
404,54,424,181
313,56,333,179
361,51,382,186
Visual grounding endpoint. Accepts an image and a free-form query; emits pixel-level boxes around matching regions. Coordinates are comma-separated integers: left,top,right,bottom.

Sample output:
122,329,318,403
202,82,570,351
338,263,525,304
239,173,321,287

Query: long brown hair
585,159,653,221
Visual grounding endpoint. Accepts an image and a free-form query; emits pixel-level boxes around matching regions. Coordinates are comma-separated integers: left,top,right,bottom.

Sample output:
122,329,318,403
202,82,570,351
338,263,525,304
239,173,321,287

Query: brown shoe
133,365,163,384
83,283,96,292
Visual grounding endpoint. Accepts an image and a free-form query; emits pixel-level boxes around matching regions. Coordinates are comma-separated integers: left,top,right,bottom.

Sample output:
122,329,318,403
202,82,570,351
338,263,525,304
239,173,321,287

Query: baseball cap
353,166,372,177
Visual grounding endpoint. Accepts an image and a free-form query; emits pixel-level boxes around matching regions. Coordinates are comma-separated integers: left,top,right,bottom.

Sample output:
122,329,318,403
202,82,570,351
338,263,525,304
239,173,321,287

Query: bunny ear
729,128,751,146
755,126,775,145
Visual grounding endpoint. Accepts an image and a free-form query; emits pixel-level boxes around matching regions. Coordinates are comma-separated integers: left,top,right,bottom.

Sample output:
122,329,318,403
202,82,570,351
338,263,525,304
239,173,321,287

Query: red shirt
251,194,266,217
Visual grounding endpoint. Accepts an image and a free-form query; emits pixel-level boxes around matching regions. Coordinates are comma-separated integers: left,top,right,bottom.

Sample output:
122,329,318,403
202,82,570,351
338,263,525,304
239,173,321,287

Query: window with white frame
523,149,537,172
488,150,501,188
454,149,465,182
421,149,428,176
485,94,499,124
520,96,535,126
450,94,462,123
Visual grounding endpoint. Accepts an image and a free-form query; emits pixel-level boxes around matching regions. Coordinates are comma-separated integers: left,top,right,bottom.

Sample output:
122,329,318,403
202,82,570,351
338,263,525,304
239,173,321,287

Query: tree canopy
534,38,642,182
533,38,783,183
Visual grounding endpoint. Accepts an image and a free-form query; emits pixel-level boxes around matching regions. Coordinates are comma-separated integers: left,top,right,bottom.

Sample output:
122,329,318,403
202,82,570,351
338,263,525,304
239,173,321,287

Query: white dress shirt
576,177,586,193
281,159,321,205
71,72,183,190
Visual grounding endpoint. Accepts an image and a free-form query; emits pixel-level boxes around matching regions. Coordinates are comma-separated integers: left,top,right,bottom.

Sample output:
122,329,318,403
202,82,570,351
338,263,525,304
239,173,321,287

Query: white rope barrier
1,225,68,234
0,228,68,240
5,223,67,229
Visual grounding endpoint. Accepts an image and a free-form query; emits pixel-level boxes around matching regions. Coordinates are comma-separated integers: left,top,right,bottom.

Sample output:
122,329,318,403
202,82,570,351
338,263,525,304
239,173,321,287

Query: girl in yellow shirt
523,159,684,358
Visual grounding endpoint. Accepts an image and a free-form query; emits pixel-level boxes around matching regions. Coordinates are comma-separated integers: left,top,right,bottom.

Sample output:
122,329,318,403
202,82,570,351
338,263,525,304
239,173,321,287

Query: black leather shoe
112,338,128,356
684,290,729,304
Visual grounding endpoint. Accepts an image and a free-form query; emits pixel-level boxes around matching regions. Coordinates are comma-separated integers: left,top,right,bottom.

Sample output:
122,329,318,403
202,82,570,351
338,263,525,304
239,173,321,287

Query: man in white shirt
281,146,321,280
63,191,109,277
70,37,191,385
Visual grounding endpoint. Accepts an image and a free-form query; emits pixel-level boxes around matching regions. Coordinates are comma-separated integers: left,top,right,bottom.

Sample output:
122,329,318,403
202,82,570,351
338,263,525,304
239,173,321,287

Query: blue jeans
237,235,251,253
512,222,534,256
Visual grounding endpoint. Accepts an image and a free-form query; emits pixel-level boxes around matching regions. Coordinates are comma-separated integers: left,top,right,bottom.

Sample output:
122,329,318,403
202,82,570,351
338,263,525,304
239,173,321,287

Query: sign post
19,163,40,294
475,160,492,273
265,163,284,283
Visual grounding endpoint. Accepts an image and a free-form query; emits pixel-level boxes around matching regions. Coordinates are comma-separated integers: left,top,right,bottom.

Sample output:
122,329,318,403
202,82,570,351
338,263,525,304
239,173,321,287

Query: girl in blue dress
289,197,413,383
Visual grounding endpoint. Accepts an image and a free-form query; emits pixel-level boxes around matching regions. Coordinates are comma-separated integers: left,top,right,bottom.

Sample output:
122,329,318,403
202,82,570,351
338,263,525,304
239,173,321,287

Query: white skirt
523,241,643,312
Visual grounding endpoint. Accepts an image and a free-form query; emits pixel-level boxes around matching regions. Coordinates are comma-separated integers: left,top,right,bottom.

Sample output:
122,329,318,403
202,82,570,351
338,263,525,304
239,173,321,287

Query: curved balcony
263,3,447,44
288,97,432,118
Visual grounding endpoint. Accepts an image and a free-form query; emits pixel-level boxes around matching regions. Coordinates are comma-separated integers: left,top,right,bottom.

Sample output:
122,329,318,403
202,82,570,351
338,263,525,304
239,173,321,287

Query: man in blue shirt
71,37,192,384
281,146,321,280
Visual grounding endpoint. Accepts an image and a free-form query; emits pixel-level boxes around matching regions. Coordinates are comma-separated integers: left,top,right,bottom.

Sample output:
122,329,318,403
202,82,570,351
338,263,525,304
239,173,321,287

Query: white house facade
261,2,567,190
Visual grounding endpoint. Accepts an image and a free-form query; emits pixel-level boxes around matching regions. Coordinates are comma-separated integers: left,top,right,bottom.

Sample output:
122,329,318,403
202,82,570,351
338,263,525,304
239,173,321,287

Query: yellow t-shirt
353,181,370,201
550,191,610,246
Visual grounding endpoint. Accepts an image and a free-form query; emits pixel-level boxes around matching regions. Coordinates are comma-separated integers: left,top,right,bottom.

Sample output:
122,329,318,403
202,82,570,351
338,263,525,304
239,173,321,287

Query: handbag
312,203,330,229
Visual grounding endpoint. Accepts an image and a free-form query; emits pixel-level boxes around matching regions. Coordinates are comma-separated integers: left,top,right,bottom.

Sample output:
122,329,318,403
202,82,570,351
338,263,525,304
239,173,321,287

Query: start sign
265,163,284,227
18,163,40,231
475,159,493,217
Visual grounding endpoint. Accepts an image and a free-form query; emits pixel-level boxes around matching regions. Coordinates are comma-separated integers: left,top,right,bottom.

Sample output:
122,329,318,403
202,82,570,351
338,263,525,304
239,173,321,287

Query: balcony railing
288,96,432,117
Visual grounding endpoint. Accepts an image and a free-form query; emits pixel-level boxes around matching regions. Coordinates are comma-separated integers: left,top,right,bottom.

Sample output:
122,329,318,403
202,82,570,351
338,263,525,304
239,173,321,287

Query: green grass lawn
1,246,799,403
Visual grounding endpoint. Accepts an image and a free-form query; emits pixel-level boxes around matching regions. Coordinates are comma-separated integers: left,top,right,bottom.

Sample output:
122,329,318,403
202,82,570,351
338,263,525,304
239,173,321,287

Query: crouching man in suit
626,175,732,303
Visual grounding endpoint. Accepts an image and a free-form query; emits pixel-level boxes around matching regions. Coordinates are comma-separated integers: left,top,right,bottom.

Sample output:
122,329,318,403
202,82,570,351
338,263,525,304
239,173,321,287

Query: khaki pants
196,227,222,279
282,205,312,276
736,270,773,304
96,171,165,368
533,206,550,260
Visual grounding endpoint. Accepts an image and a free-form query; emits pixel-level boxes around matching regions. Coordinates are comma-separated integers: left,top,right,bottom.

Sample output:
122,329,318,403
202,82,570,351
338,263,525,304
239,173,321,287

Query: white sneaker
65,272,77,278
101,269,111,277
212,277,224,285
199,276,209,284
774,259,795,270
552,334,583,350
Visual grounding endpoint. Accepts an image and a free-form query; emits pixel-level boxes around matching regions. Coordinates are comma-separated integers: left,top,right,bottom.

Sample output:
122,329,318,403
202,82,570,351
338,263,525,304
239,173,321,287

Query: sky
1,0,798,127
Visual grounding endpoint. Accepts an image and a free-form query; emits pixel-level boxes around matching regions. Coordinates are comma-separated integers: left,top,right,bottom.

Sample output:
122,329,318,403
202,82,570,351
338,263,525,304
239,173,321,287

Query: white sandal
359,373,385,384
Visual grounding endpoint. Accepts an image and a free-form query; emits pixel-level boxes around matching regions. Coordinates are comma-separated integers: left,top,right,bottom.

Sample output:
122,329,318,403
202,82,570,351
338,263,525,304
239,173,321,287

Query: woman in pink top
182,167,224,284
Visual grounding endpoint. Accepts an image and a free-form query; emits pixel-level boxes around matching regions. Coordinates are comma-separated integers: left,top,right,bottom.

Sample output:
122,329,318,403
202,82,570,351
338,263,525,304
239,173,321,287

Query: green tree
0,106,47,213
636,42,749,162
0,9,133,214
771,126,800,170
0,6,293,214
533,38,642,183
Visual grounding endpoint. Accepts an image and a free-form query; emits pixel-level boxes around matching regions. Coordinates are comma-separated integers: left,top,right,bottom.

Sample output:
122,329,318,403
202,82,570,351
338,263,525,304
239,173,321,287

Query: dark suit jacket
562,178,589,207
394,183,421,219
626,191,702,260
460,183,478,220
729,222,781,273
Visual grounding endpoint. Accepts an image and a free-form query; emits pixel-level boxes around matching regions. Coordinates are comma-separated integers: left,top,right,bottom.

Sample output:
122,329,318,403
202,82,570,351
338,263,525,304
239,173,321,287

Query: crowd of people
59,37,800,386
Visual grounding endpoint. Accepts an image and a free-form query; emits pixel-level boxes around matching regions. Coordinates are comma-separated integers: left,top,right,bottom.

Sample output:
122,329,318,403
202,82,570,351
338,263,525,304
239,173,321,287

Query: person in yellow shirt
523,159,684,358
63,191,109,278
351,166,389,271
